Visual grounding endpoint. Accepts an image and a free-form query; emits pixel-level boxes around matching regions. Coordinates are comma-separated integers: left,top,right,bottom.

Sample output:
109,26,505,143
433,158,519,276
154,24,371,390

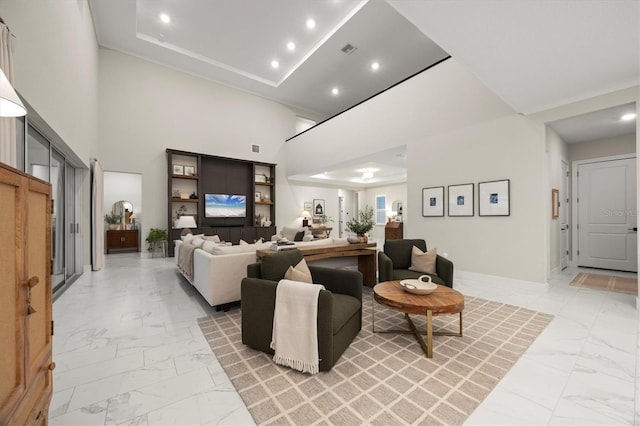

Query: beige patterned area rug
570,272,638,295
198,288,553,425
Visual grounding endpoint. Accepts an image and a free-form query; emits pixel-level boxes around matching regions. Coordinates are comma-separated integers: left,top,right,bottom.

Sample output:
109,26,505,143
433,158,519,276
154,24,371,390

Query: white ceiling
88,0,639,188
548,103,637,144
89,0,449,120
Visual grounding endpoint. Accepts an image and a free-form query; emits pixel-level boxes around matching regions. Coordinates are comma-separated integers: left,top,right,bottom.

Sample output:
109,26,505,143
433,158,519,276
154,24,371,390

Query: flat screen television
204,194,247,218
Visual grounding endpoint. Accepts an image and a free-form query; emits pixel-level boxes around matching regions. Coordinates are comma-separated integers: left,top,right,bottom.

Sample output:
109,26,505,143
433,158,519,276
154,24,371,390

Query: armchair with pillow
378,239,454,287
241,249,363,371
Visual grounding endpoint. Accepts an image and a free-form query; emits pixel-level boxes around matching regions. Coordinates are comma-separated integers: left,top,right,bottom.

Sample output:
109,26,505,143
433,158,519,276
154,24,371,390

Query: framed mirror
113,200,133,223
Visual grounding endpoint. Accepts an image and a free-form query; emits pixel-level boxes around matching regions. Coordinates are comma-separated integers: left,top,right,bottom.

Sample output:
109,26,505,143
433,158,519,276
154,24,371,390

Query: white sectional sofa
175,235,338,309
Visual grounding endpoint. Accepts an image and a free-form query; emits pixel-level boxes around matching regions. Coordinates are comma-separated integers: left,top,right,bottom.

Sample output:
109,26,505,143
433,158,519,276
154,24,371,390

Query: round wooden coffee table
373,281,464,358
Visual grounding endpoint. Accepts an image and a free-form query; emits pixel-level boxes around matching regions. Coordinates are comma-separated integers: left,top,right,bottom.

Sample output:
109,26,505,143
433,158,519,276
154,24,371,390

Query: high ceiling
89,0,449,120
88,0,639,188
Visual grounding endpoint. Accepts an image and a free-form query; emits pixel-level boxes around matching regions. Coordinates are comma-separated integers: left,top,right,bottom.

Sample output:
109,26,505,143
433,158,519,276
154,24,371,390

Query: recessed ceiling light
306,18,316,29
371,61,380,71
621,113,637,121
271,60,279,69
159,13,171,24
331,87,340,96
287,41,296,51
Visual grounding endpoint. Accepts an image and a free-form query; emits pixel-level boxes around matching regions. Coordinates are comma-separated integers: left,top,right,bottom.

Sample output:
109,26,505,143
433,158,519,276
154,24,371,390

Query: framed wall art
184,165,196,176
551,188,559,219
448,183,474,216
304,201,313,212
312,199,325,216
172,164,184,175
422,186,444,217
478,179,510,216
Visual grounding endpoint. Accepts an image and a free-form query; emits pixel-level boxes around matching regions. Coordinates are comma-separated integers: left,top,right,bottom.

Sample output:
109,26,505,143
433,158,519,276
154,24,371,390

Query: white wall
103,171,142,221
97,48,297,241
569,133,636,162
546,127,569,273
288,58,548,283
1,0,100,264
362,183,407,240
1,0,99,163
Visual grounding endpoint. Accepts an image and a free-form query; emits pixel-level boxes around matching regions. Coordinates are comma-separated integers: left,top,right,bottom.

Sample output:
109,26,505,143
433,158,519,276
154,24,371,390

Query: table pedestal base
372,303,463,358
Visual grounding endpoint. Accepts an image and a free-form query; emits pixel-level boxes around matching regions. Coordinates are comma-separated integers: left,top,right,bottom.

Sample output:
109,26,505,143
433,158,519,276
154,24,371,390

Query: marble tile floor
49,253,637,425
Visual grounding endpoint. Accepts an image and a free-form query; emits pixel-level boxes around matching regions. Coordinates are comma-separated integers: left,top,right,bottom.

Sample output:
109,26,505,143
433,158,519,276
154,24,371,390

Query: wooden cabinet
106,229,139,253
0,162,53,425
385,222,403,240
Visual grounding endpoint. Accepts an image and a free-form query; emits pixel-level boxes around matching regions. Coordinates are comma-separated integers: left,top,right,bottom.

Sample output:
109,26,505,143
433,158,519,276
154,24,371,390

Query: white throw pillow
204,234,221,243
182,233,204,243
408,246,437,274
280,226,300,242
202,240,218,254
284,258,312,283
239,239,248,245
191,237,205,248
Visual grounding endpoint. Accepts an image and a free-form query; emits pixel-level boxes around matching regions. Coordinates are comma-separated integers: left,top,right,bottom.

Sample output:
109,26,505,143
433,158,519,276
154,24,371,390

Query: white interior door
560,161,569,270
577,157,637,272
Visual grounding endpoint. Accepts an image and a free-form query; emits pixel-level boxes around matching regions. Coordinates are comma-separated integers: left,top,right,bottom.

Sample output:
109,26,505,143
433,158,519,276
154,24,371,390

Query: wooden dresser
0,162,54,425
106,229,140,253
384,222,404,240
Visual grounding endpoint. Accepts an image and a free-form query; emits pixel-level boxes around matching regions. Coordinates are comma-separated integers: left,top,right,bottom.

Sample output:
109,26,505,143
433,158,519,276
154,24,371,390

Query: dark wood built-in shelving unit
166,149,277,256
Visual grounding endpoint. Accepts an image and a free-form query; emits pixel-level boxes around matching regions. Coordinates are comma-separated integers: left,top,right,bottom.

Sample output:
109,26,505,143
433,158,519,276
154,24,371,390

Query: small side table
152,239,167,258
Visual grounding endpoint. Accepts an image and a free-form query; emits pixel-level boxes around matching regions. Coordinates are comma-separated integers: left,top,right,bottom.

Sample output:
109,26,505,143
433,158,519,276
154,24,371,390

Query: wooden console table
256,242,377,286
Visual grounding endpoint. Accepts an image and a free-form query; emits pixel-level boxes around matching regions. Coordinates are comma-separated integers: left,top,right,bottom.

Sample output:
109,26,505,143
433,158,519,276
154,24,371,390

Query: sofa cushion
191,237,205,248
294,230,305,241
211,243,263,255
284,259,312,283
204,234,221,243
261,249,304,281
331,294,361,336
280,226,301,241
202,240,220,253
182,233,204,243
409,246,437,274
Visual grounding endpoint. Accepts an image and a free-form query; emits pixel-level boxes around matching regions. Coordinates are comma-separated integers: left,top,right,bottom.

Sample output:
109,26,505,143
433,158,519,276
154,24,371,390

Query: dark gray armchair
241,249,362,372
378,239,454,287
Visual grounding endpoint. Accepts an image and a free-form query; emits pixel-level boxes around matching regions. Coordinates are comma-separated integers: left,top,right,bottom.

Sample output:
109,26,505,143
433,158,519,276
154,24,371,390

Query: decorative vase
357,234,368,243
347,236,360,244
109,224,119,230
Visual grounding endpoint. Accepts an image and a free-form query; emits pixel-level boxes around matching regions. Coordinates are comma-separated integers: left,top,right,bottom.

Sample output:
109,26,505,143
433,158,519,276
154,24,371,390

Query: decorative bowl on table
400,275,437,295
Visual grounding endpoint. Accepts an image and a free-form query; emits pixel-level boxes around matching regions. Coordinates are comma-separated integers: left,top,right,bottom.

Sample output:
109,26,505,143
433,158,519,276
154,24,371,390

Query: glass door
65,164,76,280
51,149,65,290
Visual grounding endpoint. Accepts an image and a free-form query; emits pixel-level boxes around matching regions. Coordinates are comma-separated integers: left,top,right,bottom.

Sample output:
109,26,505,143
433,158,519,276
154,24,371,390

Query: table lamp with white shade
176,215,197,236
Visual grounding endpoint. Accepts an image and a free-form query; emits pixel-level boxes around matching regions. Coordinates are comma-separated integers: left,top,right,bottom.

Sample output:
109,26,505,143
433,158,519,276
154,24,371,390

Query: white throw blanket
271,279,325,374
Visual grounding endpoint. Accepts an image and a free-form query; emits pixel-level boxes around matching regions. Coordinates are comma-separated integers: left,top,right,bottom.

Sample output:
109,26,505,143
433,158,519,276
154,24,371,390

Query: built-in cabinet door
0,167,26,422
0,164,53,425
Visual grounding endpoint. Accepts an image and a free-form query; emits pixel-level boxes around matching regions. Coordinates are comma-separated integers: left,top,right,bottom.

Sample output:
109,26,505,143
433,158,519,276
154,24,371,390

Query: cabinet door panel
26,184,52,376
0,174,25,418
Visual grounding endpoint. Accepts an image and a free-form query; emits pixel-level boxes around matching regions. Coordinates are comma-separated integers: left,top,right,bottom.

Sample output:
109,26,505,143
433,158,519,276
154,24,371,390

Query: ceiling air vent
341,44,357,55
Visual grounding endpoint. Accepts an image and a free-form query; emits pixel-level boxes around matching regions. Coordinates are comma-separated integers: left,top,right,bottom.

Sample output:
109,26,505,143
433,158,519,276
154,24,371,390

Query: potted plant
146,228,167,251
104,213,121,230
346,205,375,243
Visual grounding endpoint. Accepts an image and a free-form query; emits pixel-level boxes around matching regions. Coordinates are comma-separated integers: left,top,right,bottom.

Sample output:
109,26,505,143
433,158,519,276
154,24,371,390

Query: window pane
375,195,386,225
26,125,50,181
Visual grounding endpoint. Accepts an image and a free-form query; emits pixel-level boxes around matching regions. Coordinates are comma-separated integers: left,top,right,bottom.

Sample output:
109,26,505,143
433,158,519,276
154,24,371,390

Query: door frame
571,153,636,267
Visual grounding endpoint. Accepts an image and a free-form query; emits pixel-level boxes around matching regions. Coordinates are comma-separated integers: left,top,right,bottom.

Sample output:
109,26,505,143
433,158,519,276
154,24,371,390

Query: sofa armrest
436,255,454,287
308,266,362,302
378,252,393,283
247,262,261,278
